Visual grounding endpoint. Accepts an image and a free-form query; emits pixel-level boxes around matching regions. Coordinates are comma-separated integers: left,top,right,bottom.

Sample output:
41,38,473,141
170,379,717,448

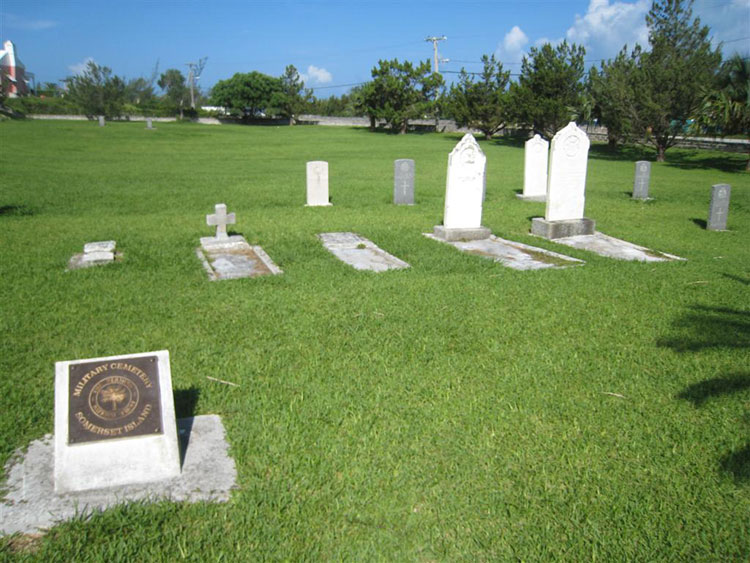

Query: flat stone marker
146,117,154,130
433,133,490,241
1,414,236,535
394,159,415,204
531,122,595,239
318,232,410,272
197,204,282,280
518,134,548,201
53,350,181,493
707,183,730,231
206,203,235,239
632,161,651,200
98,115,105,127
68,240,119,270
306,161,331,206
545,231,684,262
424,233,583,270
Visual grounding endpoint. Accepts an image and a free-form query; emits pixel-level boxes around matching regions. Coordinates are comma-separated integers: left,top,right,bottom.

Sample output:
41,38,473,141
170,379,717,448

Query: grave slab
0,414,236,536
197,236,282,280
540,231,684,262
318,232,410,272
424,233,584,270
68,240,120,270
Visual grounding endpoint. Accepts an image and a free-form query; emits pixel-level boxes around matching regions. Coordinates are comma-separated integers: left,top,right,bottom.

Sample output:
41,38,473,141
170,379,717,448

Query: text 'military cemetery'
531,122,595,239
394,159,415,205
306,161,331,206
197,203,282,280
707,183,731,231
433,133,491,241
54,350,181,493
632,161,652,200
518,134,549,201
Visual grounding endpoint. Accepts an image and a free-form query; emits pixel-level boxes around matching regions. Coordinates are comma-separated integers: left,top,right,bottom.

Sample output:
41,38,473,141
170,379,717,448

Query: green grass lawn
1,120,749,560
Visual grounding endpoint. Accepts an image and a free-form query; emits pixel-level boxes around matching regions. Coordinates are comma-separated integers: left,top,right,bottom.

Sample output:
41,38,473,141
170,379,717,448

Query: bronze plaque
68,355,163,445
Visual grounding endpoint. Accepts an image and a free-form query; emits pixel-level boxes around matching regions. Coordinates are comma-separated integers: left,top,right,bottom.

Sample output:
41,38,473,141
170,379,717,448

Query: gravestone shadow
723,273,750,286
676,373,750,407
691,218,707,229
0,204,33,217
657,305,750,352
721,444,750,484
173,387,200,468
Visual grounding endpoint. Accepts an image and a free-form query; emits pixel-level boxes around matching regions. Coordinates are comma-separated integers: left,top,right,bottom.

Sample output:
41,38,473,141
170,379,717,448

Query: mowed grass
1,120,749,560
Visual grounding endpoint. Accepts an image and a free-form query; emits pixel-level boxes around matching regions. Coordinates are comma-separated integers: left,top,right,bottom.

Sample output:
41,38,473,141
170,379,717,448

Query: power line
309,82,366,91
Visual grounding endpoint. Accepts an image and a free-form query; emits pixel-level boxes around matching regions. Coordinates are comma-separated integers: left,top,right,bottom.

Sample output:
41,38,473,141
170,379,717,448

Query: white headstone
443,134,487,229
306,161,331,206
545,122,590,222
522,134,549,199
54,350,181,493
146,117,154,129
98,116,105,127
206,203,236,240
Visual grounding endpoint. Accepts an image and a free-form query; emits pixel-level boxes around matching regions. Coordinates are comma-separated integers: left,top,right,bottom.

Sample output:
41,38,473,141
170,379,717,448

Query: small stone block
515,194,546,202
531,217,595,239
84,241,116,253
81,251,115,263
433,225,491,242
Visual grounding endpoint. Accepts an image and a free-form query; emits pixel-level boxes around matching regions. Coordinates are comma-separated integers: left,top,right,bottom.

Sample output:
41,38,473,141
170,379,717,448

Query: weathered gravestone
632,161,651,200
54,350,181,493
197,203,282,280
306,161,331,206
146,117,154,130
433,133,490,241
68,240,119,270
531,122,595,239
518,134,548,201
318,232,410,272
394,159,415,205
98,115,105,127
707,183,731,230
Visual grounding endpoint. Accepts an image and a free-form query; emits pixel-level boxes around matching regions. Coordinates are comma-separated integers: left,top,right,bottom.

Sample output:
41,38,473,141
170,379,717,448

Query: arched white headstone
545,122,590,222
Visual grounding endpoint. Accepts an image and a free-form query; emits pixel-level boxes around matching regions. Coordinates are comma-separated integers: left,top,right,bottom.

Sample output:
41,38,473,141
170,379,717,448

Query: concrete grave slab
68,240,120,270
197,235,282,281
318,232,410,272
540,231,685,262
0,414,237,536
424,233,584,270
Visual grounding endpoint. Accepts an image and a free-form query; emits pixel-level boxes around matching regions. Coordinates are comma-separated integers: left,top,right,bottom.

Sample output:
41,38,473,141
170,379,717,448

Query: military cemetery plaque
54,350,181,493
707,183,731,231
67,355,163,445
632,161,651,200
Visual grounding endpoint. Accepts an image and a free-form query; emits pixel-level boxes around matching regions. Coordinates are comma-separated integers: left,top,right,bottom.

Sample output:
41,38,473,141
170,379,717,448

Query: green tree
125,77,156,105
64,61,126,118
696,53,750,169
158,69,189,119
210,71,282,118
509,41,586,138
629,0,721,161
273,65,312,125
361,58,444,134
447,54,510,140
588,47,638,148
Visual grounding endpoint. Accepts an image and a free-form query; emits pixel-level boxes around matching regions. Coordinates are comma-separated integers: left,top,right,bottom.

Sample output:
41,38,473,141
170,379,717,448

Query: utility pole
185,57,207,109
425,35,447,73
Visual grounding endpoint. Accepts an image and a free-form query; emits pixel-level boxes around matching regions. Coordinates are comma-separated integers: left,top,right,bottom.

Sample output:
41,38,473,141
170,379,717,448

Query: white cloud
4,13,59,30
503,26,528,53
68,57,95,75
301,65,332,85
566,0,649,59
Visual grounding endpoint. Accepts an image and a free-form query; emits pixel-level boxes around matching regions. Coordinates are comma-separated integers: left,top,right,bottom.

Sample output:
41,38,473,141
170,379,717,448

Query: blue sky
2,0,748,98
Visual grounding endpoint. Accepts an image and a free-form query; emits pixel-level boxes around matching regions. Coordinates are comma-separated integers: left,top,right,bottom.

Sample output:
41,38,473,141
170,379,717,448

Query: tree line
4,0,747,166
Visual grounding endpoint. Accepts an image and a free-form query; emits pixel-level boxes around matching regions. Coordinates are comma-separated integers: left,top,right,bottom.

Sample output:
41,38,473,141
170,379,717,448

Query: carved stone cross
206,203,236,239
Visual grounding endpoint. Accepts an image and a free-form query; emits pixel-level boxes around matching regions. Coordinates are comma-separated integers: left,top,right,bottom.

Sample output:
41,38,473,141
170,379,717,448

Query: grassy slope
1,121,749,560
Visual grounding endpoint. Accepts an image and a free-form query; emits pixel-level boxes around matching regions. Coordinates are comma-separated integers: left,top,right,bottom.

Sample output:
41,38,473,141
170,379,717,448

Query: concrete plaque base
1,415,236,536
530,217,595,239
541,231,685,262
432,225,491,242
